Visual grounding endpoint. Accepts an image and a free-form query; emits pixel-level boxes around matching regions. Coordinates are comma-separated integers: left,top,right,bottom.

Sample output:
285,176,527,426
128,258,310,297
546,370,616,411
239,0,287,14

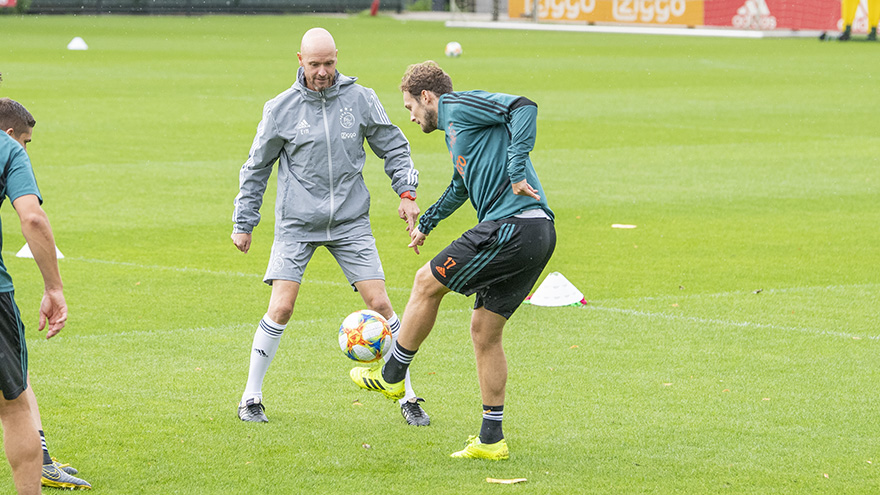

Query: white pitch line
57,321,335,341
64,256,262,279
588,305,878,341
46,255,412,293
594,283,880,304
40,306,476,342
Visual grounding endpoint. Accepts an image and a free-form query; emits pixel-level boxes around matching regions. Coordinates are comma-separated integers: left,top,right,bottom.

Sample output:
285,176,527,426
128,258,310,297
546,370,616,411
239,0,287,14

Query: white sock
241,314,286,404
386,313,417,404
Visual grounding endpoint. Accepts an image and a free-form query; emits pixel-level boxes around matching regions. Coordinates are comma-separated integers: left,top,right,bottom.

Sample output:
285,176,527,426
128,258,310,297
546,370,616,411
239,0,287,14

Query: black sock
479,405,504,444
382,342,417,384
39,430,52,465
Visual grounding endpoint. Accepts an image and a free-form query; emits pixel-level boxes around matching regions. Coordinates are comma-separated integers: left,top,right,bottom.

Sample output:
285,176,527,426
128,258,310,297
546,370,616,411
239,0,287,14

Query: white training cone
67,37,88,51
16,243,64,259
526,272,585,307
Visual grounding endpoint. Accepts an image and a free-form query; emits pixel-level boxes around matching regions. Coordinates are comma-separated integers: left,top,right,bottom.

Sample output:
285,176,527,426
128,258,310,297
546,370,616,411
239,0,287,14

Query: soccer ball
445,41,463,58
338,310,392,363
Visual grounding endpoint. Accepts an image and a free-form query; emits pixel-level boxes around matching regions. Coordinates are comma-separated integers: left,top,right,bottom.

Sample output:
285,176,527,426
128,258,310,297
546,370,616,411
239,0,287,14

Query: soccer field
1,13,879,494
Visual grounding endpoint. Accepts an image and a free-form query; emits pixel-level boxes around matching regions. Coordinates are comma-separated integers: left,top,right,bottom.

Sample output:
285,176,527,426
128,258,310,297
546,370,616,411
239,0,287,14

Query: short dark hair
0,98,36,136
400,61,453,98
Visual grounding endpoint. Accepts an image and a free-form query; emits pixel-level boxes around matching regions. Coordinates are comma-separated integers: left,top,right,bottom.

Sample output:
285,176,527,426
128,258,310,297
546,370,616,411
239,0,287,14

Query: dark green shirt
418,90,553,235
0,133,42,292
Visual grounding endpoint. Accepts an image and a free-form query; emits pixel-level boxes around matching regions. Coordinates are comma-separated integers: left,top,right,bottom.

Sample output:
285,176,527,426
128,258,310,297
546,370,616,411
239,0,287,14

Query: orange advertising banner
509,0,704,26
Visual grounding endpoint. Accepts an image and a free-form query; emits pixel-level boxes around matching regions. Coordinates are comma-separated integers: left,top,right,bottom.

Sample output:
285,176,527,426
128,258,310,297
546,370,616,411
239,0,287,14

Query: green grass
1,14,879,494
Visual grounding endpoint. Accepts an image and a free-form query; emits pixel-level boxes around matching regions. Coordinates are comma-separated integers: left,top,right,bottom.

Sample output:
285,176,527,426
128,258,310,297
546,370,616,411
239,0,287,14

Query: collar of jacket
293,67,358,101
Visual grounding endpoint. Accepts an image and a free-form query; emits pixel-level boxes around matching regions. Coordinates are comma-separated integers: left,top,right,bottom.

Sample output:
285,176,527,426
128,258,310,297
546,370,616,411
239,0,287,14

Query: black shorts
430,217,556,319
0,291,27,401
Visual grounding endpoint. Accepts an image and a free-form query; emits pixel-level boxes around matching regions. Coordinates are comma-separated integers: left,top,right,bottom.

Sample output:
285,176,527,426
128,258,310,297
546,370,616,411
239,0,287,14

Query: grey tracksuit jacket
232,68,418,242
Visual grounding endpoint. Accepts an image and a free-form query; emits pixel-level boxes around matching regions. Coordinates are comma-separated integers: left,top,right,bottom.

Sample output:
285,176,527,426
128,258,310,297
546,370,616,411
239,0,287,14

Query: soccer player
232,28,430,426
0,96,91,493
350,61,556,460
839,0,879,40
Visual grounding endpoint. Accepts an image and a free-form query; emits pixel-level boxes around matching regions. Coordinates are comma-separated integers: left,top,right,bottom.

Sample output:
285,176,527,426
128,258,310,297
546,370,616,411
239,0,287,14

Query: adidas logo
732,0,777,29
254,348,268,358
296,119,310,131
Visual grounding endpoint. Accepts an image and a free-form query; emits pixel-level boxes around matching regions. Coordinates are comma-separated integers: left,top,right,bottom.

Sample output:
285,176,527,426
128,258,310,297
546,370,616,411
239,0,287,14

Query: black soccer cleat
400,397,431,426
238,397,268,422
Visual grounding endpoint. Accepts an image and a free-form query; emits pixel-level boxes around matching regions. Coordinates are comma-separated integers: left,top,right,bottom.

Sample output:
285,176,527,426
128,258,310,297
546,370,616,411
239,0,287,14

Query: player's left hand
409,227,427,255
399,198,420,234
512,179,541,201
38,288,67,339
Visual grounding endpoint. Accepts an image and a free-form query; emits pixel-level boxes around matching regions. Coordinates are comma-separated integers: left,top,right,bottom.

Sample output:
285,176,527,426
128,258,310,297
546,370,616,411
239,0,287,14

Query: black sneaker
868,28,877,41
839,27,852,41
238,397,268,422
401,397,430,426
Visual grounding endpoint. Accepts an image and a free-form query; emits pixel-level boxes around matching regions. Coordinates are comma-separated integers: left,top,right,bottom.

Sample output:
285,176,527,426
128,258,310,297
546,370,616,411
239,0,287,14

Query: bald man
232,28,430,426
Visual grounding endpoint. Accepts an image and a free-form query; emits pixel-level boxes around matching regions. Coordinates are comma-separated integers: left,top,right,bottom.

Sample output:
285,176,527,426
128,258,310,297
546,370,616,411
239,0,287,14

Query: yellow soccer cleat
350,363,404,400
42,462,92,489
450,435,509,460
50,456,79,475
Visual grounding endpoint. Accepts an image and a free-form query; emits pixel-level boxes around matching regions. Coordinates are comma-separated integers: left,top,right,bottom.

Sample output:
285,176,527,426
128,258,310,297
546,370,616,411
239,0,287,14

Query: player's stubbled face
403,91,437,133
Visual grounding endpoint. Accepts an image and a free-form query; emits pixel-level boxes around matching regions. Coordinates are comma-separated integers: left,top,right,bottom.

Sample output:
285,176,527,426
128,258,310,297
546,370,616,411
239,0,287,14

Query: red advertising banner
0,0,18,7
704,0,839,31
510,0,840,31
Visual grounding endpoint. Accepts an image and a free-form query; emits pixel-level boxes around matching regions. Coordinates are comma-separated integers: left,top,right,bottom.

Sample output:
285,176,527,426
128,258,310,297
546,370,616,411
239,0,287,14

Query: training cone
67,37,88,51
525,272,586,307
16,243,64,260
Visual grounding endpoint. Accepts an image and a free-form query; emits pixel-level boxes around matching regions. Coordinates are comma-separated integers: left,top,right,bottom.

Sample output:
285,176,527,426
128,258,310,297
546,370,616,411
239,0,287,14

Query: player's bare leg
449,307,510,460
0,394,42,494
266,280,299,325
469,308,507,408
397,264,450,352
353,279,392,318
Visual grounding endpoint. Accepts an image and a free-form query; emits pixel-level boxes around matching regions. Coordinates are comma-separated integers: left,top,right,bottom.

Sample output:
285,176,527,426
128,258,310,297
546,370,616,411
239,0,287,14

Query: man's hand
232,232,252,253
39,288,67,339
408,227,427,255
398,198,420,233
512,179,541,201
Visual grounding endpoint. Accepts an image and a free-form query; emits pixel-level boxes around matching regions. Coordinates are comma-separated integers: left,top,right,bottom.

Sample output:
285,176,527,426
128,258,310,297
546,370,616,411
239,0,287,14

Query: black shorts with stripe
0,291,27,401
430,217,556,319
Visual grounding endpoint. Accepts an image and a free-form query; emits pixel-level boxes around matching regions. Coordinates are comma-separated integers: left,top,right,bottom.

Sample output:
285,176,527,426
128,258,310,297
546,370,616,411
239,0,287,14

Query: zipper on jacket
321,96,335,239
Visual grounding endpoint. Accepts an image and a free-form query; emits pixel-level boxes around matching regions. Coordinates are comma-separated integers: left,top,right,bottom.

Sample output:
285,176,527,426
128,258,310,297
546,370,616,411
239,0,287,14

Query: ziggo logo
612,0,688,22
536,0,596,20
530,0,688,23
